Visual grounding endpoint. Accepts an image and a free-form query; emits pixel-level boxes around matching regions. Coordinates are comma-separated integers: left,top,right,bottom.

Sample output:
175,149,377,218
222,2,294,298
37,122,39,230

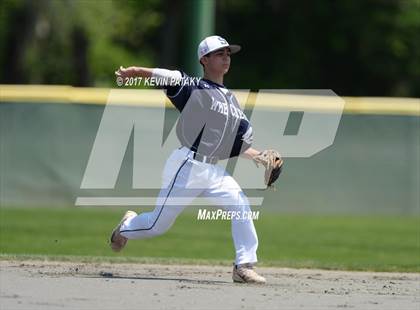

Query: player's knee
148,222,173,237
239,193,250,208
231,191,250,210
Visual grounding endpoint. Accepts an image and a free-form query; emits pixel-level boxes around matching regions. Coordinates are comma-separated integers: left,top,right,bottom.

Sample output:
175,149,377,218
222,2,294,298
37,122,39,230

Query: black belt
192,152,219,165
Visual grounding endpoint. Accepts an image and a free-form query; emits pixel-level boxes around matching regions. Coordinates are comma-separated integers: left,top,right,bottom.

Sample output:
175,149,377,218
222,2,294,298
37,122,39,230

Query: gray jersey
165,72,253,160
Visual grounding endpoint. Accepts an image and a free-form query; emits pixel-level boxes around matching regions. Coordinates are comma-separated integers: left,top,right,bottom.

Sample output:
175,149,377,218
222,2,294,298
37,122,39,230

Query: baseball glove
252,150,284,189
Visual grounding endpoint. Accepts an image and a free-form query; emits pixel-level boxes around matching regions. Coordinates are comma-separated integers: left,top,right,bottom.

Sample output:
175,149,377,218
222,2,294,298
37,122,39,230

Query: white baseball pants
120,147,259,265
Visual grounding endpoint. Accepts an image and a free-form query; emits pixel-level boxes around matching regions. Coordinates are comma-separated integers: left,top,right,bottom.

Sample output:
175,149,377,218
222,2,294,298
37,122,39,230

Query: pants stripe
120,157,189,233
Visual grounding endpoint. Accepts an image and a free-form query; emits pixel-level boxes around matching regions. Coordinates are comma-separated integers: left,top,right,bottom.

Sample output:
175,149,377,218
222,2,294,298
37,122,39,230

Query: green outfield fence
0,85,419,214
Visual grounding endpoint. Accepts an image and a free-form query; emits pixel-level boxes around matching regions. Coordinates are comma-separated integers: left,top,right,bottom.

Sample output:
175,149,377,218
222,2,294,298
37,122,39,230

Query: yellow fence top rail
1,85,419,116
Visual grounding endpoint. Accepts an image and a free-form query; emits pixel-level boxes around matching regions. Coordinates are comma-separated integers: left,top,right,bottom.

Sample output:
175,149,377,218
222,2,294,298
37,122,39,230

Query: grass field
0,207,419,272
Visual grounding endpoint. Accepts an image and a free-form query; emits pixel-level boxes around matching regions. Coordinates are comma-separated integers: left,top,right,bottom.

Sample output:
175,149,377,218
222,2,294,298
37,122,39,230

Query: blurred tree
0,0,36,84
0,0,418,96
159,0,183,68
216,0,420,96
0,0,163,86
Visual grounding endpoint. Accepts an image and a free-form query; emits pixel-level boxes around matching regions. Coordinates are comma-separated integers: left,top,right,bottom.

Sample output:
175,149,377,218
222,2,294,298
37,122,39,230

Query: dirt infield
0,260,419,310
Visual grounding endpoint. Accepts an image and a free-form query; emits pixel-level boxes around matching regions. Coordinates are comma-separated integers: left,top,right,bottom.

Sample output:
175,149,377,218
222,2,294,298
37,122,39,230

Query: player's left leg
203,175,258,265
202,168,266,283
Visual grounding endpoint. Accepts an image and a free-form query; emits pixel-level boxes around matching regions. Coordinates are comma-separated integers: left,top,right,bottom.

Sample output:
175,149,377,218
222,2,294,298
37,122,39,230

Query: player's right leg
110,147,203,250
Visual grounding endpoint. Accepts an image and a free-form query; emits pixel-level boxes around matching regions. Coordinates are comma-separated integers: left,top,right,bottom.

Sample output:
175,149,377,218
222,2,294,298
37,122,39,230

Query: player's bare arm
115,66,153,79
115,66,183,82
241,147,261,160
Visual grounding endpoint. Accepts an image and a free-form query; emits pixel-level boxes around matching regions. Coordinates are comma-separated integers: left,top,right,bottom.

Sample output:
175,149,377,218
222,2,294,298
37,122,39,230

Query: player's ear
200,56,209,67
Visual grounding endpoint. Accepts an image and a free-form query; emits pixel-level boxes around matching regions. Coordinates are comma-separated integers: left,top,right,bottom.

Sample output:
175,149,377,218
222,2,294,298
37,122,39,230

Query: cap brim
228,44,241,54
199,44,242,61
211,45,241,55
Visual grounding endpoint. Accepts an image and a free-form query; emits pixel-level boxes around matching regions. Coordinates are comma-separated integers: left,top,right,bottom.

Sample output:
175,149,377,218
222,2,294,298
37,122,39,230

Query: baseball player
112,35,283,284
